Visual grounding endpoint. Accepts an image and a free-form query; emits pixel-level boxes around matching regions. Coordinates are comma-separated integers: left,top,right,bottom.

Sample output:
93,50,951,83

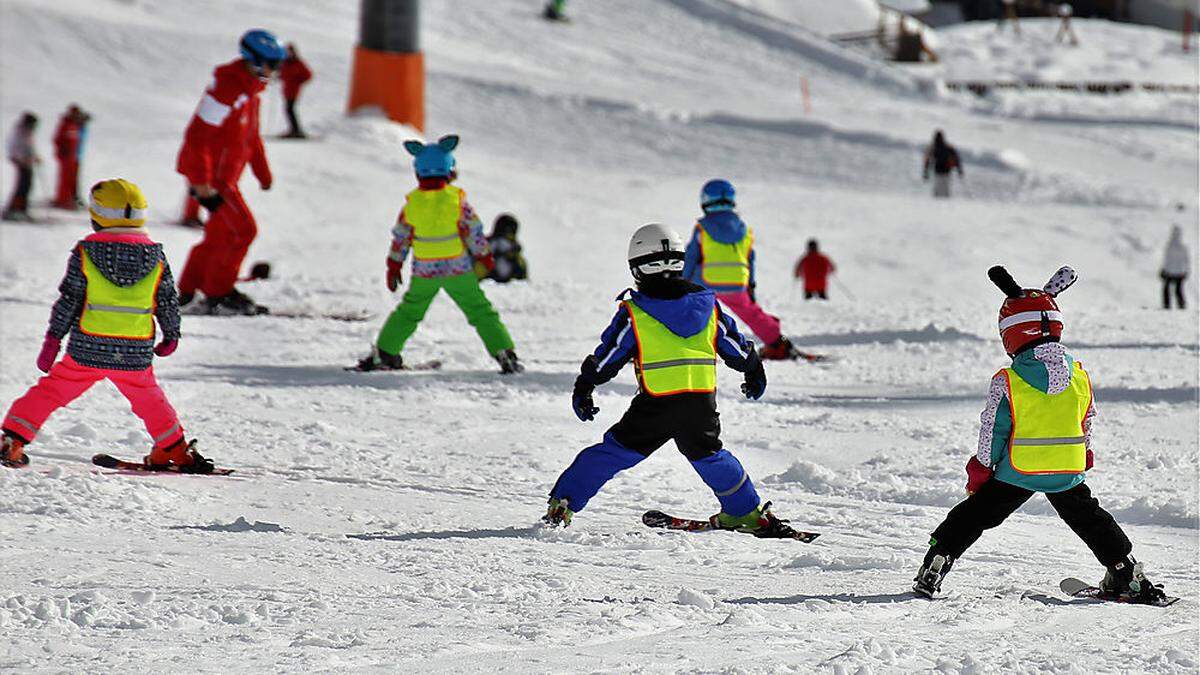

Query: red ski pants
178,183,258,298
3,355,185,452
54,158,79,207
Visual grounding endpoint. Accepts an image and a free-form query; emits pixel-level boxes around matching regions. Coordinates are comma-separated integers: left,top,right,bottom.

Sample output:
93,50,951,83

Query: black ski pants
1162,275,1186,309
609,392,722,461
6,162,32,212
285,98,303,136
929,478,1131,567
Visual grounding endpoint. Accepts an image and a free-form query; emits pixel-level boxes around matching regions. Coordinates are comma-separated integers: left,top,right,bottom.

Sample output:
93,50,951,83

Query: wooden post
347,0,424,131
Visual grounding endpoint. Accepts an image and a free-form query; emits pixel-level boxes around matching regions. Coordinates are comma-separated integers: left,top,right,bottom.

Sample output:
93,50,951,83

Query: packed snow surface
1,0,1197,672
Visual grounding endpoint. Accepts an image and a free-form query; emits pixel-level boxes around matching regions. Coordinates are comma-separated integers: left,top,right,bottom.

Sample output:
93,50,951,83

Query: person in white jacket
1160,224,1190,309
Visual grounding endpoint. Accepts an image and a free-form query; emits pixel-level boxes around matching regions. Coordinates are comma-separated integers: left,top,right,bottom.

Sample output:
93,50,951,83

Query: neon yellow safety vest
78,247,162,340
625,300,718,396
405,186,466,261
1003,361,1092,475
698,225,752,287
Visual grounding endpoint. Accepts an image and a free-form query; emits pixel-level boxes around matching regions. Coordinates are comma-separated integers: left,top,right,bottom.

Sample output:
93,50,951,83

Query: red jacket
280,57,312,101
794,252,835,292
54,115,82,161
176,59,271,188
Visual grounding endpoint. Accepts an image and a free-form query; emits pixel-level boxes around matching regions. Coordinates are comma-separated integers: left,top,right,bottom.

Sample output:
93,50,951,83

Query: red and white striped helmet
989,266,1077,356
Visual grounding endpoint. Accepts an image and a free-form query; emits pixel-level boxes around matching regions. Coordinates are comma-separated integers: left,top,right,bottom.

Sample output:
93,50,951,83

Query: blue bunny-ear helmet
405,134,460,178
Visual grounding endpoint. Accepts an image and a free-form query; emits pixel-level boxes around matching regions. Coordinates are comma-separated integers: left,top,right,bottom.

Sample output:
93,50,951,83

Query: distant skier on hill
913,265,1168,604
1160,222,1189,309
793,239,835,300
683,179,802,360
922,130,963,198
175,29,285,315
544,223,799,536
354,134,523,374
3,112,39,222
279,43,313,139
52,104,90,210
0,179,214,473
486,213,529,283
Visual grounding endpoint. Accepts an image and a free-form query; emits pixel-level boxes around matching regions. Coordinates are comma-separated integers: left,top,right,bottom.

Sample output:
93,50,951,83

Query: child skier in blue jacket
543,223,798,534
913,265,1167,603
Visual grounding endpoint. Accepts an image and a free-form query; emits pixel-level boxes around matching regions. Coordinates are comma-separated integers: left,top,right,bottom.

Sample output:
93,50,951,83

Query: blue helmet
700,179,735,212
404,135,460,179
240,29,286,74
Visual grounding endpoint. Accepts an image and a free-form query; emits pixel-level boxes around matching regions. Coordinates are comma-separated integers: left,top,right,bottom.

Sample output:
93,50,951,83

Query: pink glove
36,335,61,373
154,339,178,357
965,456,992,495
386,259,403,292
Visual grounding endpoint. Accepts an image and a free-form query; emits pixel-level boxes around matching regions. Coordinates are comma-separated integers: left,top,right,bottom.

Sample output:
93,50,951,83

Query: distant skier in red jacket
793,239,835,300
175,29,285,315
280,43,313,139
52,105,90,210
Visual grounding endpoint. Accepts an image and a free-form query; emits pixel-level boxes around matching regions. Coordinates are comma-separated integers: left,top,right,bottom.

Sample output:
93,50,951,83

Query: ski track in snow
0,0,1197,671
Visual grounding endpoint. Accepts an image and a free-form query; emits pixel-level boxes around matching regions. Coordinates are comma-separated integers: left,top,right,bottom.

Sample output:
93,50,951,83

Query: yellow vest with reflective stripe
1003,361,1091,475
405,186,466,261
78,248,162,340
698,225,752,287
625,300,718,396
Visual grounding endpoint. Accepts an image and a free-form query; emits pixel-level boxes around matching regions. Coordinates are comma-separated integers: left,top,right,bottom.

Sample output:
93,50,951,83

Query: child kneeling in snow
1,179,213,473
912,265,1166,603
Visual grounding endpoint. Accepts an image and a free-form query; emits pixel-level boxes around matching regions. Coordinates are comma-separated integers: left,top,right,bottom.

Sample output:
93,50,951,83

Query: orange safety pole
800,76,812,114
347,0,424,131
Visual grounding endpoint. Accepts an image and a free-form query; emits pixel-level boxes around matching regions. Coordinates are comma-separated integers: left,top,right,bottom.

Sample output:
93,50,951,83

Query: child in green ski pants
356,134,523,374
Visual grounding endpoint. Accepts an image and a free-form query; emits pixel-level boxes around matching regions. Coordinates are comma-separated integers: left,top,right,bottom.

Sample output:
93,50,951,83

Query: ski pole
833,275,856,301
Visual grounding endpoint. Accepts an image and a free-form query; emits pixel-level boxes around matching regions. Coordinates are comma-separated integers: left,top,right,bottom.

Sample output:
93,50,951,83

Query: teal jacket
977,342,1094,493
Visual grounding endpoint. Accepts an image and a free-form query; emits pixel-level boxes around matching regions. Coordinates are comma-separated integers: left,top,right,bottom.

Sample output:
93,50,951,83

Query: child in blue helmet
683,179,800,360
356,135,522,374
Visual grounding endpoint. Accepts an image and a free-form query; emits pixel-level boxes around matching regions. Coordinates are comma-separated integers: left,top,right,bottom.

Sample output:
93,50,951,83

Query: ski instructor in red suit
176,29,285,315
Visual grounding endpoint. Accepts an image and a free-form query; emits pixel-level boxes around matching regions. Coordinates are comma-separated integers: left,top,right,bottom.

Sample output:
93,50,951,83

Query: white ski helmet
628,223,685,280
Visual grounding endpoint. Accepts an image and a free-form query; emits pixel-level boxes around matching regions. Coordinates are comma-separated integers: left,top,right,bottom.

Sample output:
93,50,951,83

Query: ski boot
496,349,525,375
912,547,954,599
145,438,214,474
180,216,204,229
1100,557,1167,603
218,289,267,315
0,432,30,468
710,501,779,535
355,347,406,372
543,498,573,527
759,337,799,361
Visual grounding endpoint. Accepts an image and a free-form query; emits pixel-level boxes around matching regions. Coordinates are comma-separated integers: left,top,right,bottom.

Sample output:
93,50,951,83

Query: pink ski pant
3,355,184,450
716,290,782,345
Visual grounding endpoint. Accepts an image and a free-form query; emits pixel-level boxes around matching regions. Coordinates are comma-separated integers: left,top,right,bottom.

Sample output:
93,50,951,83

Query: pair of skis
91,454,235,476
642,509,820,543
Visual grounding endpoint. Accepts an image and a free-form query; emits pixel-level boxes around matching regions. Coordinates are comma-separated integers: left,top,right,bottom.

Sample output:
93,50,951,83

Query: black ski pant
285,98,303,136
609,392,722,461
1162,275,1186,309
928,478,1131,568
6,162,32,213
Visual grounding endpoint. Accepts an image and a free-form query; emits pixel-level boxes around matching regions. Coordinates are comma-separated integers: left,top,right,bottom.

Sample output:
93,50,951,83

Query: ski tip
642,510,669,526
91,453,119,468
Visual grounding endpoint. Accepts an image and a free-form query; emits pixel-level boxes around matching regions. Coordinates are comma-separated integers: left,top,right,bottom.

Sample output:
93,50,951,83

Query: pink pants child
716,290,782,345
3,355,185,453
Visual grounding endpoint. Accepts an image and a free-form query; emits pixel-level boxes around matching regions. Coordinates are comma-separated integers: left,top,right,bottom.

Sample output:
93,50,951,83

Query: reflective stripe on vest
699,226,751,287
78,247,162,340
625,300,718,396
1003,361,1091,475
405,186,466,261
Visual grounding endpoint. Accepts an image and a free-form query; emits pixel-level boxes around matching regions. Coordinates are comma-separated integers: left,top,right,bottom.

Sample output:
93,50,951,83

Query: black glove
193,190,225,213
741,352,767,401
572,382,599,421
748,282,757,304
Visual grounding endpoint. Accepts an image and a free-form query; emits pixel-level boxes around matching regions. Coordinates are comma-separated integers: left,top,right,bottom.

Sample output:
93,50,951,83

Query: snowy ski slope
0,0,1197,671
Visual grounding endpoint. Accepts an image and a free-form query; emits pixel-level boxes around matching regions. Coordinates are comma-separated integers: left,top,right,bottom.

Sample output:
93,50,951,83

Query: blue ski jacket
578,283,757,389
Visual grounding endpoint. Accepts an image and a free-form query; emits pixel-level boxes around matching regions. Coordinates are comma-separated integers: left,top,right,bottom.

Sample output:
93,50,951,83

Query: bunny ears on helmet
988,265,1077,298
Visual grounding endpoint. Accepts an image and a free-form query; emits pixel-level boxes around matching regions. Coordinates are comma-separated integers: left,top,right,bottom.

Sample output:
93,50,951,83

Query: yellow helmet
89,178,147,228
